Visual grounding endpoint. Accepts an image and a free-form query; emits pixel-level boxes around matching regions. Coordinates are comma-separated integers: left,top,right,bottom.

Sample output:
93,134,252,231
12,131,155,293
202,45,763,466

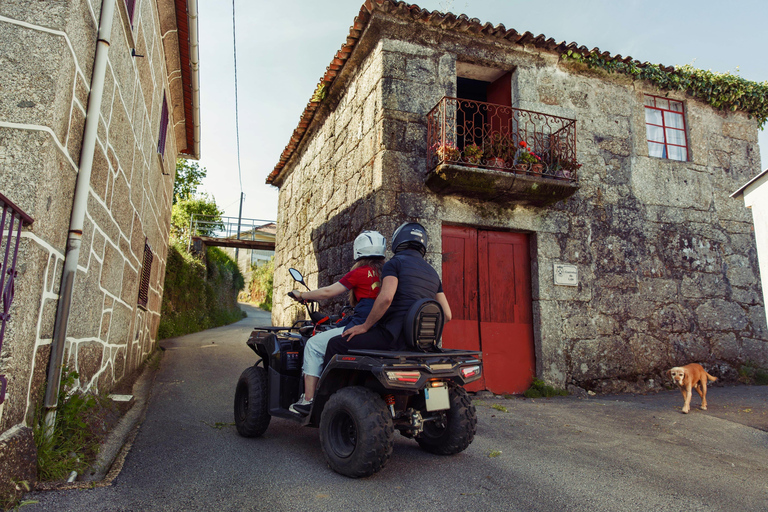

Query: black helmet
391,222,428,256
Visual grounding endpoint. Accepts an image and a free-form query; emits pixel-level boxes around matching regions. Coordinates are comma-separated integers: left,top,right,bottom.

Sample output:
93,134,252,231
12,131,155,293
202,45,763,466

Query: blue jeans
302,327,343,378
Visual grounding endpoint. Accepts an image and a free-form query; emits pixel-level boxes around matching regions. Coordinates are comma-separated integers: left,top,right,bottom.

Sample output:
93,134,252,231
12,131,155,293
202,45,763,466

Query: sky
195,0,768,222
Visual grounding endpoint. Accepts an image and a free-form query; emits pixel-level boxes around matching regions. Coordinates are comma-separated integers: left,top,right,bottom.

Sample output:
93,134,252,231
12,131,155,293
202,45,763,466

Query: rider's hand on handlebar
288,290,307,304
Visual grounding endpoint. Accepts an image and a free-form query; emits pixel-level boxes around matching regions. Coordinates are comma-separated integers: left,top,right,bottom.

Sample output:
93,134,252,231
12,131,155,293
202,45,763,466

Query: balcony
426,97,579,207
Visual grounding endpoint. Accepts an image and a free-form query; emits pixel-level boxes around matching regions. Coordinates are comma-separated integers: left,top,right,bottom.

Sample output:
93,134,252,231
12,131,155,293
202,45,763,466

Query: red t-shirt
338,265,380,300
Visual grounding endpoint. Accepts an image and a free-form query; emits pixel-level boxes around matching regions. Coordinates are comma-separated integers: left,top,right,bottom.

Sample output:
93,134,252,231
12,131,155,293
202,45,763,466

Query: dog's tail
706,372,717,382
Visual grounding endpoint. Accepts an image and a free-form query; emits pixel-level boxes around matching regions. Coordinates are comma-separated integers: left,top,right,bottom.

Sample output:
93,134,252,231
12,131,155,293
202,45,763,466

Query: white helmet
353,230,386,260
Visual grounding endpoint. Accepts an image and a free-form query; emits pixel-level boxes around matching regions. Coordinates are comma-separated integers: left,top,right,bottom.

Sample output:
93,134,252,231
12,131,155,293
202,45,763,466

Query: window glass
655,98,669,110
647,125,665,142
644,95,656,107
667,146,687,161
665,128,686,146
645,109,662,125
647,142,665,158
664,111,684,129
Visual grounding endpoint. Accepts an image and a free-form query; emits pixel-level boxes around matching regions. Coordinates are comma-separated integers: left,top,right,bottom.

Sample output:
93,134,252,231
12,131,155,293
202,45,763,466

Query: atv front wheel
319,386,394,478
416,385,476,455
234,365,271,437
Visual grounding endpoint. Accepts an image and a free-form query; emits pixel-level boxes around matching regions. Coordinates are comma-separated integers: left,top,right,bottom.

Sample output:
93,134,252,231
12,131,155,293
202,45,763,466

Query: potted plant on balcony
433,142,461,163
463,143,483,167
554,158,581,179
514,141,541,173
484,133,511,169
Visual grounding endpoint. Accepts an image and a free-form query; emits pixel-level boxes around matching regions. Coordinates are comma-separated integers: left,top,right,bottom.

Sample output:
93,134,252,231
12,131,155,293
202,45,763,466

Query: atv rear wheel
234,365,271,437
319,386,394,478
416,385,476,455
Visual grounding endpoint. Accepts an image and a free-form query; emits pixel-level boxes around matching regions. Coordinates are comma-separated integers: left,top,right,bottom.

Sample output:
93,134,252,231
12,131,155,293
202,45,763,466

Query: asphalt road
26,303,768,511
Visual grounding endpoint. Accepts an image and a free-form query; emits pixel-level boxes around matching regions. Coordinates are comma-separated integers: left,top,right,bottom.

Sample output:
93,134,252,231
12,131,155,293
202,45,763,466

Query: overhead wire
232,0,243,195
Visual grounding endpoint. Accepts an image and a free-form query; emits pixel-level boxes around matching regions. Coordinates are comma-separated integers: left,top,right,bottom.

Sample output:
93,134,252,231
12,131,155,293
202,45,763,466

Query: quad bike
234,268,483,478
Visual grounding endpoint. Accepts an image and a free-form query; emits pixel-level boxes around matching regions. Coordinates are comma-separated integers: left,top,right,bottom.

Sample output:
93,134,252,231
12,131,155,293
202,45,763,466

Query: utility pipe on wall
43,0,117,431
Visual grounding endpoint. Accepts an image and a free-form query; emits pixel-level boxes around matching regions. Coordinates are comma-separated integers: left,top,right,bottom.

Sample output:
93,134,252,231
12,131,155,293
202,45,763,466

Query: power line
232,0,243,194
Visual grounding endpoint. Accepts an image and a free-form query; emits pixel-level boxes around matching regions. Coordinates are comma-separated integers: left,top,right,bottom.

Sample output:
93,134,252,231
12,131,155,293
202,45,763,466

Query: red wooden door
441,226,535,394
487,72,512,136
441,226,484,391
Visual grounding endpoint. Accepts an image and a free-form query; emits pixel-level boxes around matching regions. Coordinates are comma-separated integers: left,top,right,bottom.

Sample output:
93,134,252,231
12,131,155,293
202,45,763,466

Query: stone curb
33,351,163,492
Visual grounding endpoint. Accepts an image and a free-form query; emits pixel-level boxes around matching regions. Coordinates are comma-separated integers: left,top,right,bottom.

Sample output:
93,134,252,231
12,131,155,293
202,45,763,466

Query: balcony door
441,225,535,394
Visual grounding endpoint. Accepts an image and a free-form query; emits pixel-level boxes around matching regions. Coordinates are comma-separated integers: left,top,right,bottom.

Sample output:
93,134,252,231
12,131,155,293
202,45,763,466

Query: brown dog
667,364,717,414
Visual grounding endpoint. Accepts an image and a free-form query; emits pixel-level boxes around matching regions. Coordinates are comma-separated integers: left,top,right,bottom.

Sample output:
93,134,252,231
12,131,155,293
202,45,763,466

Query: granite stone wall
0,0,186,486
272,13,767,393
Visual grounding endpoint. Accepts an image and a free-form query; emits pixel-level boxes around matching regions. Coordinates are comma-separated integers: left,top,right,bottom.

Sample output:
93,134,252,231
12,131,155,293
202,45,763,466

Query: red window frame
644,94,688,161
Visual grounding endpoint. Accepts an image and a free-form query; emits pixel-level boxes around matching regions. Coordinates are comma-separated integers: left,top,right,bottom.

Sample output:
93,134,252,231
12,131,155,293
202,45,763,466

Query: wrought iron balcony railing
0,192,34,405
426,97,578,182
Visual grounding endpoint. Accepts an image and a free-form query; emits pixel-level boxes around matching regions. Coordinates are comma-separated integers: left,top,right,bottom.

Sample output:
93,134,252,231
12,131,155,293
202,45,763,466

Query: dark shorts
323,325,399,366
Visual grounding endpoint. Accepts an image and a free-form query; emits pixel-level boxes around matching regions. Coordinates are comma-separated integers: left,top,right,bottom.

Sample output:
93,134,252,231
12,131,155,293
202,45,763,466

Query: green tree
174,159,207,204
171,194,224,243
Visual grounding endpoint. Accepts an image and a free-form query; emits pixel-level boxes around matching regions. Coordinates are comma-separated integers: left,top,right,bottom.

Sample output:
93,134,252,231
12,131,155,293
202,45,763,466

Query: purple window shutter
125,0,136,24
137,242,153,309
157,93,169,155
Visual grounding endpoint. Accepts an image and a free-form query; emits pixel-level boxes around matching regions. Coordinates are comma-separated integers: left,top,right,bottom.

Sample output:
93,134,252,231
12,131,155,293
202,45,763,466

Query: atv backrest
403,298,444,351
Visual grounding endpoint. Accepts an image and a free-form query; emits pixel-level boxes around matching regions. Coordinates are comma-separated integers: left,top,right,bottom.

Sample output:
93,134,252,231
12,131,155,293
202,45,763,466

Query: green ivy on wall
562,50,768,128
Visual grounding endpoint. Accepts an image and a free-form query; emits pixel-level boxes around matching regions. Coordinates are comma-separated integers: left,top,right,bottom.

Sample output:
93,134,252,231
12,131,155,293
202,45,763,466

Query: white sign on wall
554,263,578,287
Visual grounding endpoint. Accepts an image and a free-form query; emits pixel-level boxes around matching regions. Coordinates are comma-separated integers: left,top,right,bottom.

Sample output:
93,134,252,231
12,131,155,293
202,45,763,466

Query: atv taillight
460,365,481,379
386,371,420,383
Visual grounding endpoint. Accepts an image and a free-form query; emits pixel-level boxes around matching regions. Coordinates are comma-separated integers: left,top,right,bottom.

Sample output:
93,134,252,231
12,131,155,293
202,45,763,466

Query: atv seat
403,298,444,352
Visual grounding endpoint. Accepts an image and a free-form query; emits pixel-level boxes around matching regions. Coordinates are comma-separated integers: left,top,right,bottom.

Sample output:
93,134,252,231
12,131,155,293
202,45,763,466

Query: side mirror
289,268,305,285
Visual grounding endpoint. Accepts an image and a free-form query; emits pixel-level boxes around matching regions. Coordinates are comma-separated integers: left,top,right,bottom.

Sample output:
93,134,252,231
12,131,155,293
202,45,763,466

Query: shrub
524,378,568,398
157,242,245,339
247,257,274,311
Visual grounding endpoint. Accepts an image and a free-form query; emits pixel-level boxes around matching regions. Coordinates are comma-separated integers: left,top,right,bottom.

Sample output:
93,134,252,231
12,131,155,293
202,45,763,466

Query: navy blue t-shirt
379,249,443,344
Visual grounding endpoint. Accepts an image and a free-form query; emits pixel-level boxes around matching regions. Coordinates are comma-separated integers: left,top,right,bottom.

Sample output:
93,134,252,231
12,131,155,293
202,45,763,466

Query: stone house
0,0,199,488
267,0,767,396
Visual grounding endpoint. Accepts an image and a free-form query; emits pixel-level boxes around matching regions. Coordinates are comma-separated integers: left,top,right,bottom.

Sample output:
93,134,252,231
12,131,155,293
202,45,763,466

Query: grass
738,362,768,386
524,378,568,398
32,369,119,482
491,404,508,413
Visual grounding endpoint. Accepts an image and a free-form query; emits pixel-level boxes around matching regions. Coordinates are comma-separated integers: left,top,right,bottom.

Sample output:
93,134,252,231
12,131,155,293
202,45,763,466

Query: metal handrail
0,192,34,405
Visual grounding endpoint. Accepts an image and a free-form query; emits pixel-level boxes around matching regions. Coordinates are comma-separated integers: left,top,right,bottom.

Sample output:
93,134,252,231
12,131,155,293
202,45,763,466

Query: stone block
75,341,105,386
631,158,712,210
696,299,748,332
0,425,36,503
650,303,691,333
100,241,123,297
68,267,104,339
681,272,728,299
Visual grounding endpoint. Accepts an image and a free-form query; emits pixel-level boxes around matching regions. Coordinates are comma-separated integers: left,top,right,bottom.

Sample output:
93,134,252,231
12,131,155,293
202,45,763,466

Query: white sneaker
289,394,313,415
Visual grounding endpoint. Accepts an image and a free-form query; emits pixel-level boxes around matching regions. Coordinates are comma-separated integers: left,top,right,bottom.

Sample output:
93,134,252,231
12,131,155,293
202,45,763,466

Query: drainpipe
188,0,200,159
43,0,117,431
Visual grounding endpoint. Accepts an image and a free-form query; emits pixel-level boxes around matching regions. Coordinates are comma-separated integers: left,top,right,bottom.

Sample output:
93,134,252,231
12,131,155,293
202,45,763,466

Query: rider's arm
295,282,347,301
436,292,452,322
342,276,397,339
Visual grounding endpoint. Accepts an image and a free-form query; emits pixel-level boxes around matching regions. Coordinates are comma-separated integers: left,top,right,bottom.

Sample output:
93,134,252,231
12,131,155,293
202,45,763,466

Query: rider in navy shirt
323,222,452,363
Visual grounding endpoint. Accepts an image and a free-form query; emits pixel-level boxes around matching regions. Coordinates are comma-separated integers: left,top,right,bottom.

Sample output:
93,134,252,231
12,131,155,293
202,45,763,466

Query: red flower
519,141,528,148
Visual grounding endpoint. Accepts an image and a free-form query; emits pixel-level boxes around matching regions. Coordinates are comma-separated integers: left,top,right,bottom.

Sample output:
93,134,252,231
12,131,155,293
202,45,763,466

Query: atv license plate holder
424,383,449,411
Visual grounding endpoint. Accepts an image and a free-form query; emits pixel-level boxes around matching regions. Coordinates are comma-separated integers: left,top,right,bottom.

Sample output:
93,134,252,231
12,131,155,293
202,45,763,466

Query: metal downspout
188,0,201,159
43,0,117,430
